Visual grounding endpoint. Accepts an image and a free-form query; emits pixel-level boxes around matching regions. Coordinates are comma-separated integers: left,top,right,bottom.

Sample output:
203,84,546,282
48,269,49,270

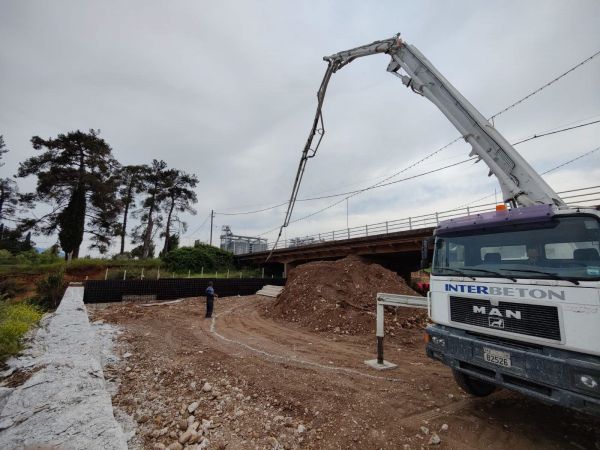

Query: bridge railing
256,185,600,252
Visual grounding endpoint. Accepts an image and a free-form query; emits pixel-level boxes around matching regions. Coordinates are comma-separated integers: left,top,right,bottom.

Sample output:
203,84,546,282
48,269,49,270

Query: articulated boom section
325,35,565,208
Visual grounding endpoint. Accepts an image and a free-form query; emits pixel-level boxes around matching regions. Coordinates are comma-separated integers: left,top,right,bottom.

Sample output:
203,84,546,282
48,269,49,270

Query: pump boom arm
323,35,564,207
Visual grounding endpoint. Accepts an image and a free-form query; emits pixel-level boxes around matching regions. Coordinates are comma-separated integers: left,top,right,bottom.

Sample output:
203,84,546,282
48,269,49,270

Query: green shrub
34,271,67,310
162,245,235,273
0,302,43,361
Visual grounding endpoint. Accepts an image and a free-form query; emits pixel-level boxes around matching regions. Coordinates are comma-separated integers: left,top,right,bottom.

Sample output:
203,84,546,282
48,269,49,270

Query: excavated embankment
268,256,428,335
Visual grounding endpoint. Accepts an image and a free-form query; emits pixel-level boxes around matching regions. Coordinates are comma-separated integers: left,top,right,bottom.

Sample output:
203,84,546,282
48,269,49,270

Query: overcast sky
1,0,599,253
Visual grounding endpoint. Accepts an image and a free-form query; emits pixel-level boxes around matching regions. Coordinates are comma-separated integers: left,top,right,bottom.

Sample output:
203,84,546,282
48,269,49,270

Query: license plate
483,348,511,367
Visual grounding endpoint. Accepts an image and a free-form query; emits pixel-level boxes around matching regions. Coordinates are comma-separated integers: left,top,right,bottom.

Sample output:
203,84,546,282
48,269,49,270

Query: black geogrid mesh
83,278,286,303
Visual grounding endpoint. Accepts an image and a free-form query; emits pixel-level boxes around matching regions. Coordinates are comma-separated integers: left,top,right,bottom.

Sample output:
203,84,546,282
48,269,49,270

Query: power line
542,145,600,174
298,157,475,201
210,47,599,242
259,157,477,236
489,49,600,121
216,202,288,217
218,116,600,217
267,47,600,234
511,119,600,146
184,212,211,236
261,142,600,237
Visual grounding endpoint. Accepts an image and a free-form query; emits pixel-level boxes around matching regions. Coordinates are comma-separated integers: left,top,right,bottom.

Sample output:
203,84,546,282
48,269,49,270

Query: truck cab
426,204,600,414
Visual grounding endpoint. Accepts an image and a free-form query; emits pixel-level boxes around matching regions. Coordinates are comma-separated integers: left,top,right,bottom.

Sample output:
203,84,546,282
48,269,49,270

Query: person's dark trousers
205,296,214,318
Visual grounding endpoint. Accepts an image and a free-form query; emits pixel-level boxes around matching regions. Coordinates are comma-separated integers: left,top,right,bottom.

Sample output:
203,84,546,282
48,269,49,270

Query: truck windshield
432,216,600,281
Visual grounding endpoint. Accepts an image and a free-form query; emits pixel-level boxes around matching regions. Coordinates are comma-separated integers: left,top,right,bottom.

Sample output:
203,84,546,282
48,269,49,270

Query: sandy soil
90,296,600,450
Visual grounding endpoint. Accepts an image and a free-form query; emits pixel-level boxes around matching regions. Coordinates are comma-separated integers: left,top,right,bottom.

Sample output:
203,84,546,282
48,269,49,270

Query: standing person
205,281,218,318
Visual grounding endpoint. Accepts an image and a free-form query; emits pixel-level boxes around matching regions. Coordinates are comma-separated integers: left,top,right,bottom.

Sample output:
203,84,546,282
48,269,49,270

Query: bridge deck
238,227,435,264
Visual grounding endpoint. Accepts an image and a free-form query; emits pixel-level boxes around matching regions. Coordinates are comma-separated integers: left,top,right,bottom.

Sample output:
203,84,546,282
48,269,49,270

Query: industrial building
220,225,268,255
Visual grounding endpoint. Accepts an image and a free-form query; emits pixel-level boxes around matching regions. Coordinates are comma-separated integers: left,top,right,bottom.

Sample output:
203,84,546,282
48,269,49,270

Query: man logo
472,305,522,320
488,317,504,329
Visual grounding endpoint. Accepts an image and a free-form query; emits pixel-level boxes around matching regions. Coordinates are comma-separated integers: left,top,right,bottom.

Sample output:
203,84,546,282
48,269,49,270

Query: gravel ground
90,296,600,450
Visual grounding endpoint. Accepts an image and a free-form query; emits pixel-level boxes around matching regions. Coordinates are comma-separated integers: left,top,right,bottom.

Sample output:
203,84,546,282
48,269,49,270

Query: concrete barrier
0,285,127,450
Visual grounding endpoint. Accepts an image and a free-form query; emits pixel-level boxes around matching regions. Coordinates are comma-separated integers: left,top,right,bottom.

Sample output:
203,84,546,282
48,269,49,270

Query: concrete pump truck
281,35,600,414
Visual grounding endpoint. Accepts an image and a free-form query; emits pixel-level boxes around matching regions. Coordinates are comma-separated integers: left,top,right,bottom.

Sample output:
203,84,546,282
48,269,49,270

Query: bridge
239,227,435,279
237,185,600,278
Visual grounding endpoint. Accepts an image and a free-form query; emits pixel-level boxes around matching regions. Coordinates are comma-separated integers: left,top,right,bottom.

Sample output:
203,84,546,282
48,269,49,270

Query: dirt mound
268,256,428,335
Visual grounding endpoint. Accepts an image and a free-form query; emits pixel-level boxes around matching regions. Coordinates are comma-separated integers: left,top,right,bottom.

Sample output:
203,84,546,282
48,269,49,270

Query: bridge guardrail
251,186,600,253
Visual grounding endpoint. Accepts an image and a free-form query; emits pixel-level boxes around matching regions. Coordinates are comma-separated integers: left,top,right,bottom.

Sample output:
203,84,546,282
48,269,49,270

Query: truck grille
450,296,561,341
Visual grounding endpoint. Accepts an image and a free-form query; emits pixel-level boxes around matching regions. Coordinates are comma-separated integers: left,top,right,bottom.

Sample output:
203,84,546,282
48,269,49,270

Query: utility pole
209,209,215,246
346,198,349,229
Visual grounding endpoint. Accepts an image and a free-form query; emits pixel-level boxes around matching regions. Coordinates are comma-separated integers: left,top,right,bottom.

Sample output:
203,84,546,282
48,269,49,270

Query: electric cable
212,117,600,218
259,124,600,233
489,49,600,121
511,119,600,146
542,145,600,174
265,46,600,250
259,157,477,236
184,212,211,237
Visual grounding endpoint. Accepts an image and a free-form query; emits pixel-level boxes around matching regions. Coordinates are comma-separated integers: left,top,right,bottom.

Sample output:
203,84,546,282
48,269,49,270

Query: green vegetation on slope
0,302,42,361
161,244,235,273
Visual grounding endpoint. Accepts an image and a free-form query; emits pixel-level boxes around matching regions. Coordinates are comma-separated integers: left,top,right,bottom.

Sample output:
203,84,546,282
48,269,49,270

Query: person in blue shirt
205,281,218,318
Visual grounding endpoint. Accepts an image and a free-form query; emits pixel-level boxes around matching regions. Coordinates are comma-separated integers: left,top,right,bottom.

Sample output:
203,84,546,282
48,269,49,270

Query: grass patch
0,302,43,362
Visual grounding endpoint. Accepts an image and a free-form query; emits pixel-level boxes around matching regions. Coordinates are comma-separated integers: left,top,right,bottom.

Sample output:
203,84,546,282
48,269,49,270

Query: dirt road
91,296,600,450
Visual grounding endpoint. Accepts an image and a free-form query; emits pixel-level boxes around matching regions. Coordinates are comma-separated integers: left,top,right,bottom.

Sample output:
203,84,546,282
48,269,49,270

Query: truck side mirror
421,237,432,269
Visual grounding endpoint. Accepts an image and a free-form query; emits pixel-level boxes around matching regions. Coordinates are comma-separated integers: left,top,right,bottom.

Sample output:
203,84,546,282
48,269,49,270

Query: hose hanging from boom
266,36,402,262
266,60,339,261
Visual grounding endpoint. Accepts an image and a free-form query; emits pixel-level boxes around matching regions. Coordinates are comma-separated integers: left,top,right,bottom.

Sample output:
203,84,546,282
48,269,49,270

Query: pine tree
132,160,170,259
161,170,198,255
17,129,121,258
116,164,147,255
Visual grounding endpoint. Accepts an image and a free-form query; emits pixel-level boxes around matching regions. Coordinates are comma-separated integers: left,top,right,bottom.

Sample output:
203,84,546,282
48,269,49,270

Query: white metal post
376,302,385,364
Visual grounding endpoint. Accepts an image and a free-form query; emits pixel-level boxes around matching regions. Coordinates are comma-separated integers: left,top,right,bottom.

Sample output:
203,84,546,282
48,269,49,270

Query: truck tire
452,369,497,397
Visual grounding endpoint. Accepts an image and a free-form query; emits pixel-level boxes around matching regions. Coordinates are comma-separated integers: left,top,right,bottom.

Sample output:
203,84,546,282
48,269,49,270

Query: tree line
0,130,198,259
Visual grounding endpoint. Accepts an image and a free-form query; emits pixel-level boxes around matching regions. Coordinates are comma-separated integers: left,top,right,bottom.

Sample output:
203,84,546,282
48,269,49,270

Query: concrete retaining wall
0,285,127,450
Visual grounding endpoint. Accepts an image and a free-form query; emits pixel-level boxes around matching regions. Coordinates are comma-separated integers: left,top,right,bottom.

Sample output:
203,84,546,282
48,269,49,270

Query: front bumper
426,324,600,415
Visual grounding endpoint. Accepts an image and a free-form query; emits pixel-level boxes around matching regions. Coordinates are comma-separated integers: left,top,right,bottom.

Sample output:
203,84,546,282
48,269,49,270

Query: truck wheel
452,369,497,397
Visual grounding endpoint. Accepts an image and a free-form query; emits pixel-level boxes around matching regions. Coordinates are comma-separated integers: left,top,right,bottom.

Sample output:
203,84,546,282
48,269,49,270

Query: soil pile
269,256,428,335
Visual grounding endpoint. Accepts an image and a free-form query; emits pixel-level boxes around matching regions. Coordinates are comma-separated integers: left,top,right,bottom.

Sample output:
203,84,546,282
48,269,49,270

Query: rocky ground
90,296,600,450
